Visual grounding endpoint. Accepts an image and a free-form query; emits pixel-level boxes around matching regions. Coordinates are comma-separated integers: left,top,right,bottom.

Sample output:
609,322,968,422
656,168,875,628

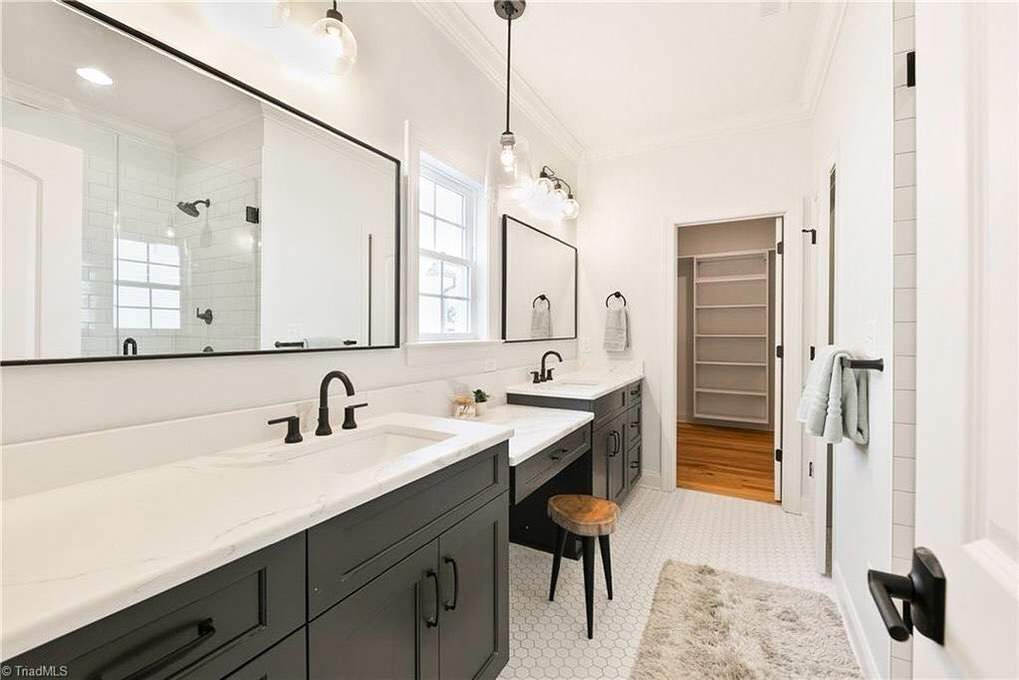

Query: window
416,153,482,340
115,238,181,329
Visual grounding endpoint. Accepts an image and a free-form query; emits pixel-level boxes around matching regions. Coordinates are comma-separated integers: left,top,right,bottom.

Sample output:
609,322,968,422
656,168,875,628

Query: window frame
414,152,484,342
114,238,182,331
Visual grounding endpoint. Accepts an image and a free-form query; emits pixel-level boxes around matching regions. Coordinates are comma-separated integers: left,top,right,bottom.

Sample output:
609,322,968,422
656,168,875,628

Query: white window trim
407,133,488,344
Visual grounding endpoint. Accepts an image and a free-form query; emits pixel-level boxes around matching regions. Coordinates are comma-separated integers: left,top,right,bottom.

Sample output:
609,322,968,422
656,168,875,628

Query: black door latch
868,547,946,644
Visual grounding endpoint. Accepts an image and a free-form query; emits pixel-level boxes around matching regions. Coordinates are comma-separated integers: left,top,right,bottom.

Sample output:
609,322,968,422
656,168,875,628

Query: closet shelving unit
692,250,771,425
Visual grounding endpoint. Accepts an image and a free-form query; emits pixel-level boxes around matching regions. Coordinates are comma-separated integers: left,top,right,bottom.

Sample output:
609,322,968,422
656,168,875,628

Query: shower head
176,198,211,218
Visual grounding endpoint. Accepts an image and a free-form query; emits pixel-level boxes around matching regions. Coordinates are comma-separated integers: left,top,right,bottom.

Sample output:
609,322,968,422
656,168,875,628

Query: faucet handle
530,371,542,384
268,415,303,444
546,368,554,381
342,402,369,430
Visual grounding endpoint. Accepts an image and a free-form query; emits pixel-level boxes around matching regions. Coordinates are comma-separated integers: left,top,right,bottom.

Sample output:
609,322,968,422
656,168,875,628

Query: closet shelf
693,412,770,425
695,303,767,309
695,387,768,397
695,334,767,338
695,360,767,367
695,274,767,283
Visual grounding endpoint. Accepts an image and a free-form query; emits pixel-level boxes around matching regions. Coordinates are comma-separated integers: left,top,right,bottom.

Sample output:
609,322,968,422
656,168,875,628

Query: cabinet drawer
624,404,641,448
7,535,305,680
220,628,306,680
308,443,508,618
592,388,626,426
626,381,642,403
511,425,590,504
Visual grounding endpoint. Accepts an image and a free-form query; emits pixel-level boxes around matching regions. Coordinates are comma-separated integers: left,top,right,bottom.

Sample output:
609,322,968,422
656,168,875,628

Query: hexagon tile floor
499,486,836,680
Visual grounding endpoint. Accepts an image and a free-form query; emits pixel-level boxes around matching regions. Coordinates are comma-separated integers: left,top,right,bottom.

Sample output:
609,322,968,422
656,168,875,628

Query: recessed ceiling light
75,67,113,86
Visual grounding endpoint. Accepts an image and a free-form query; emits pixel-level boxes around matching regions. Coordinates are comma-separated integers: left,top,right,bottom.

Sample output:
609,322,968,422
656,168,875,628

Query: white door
773,217,783,501
914,2,1018,676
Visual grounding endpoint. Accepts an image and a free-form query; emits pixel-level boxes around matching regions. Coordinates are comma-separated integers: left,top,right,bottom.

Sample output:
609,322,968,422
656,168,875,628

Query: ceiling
1,2,254,137
427,1,841,159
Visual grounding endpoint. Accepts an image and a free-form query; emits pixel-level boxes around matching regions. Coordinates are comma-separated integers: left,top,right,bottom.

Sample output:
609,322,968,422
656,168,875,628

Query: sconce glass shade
562,196,581,220
312,9,358,75
535,174,555,195
486,132,532,189
552,183,568,201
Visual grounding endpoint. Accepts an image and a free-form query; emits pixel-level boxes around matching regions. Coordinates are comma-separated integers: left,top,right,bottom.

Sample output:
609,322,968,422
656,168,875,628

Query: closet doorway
676,217,782,503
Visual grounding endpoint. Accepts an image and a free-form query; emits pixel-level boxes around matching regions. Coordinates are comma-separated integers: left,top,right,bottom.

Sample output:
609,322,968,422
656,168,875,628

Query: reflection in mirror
0,2,399,364
502,215,577,342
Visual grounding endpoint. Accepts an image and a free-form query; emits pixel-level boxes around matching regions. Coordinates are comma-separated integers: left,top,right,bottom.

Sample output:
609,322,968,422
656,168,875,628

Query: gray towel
530,305,552,338
603,307,629,352
304,336,349,348
797,345,869,445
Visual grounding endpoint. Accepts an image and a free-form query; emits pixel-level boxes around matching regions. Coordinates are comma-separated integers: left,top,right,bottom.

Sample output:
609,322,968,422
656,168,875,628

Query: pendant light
487,1,531,189
312,0,358,75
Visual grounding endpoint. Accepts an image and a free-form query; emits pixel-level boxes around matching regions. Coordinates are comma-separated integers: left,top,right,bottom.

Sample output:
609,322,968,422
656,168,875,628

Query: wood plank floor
676,422,776,503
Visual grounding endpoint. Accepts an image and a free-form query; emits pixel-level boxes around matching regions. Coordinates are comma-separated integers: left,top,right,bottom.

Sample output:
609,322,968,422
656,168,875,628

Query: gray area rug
632,562,861,680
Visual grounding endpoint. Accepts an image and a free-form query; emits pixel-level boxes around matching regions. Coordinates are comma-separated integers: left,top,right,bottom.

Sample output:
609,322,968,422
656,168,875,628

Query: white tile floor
500,486,834,680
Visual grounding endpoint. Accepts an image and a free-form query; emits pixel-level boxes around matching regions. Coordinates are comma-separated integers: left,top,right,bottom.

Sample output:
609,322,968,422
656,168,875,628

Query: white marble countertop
0,413,513,660
475,405,593,466
505,363,644,400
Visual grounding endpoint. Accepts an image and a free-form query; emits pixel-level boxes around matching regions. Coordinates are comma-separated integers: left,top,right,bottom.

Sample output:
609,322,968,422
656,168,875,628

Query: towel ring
532,294,550,310
842,357,884,372
605,291,627,308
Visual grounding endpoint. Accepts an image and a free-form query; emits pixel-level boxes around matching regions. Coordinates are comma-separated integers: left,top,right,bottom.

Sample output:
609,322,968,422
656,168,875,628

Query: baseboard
833,562,882,680
637,469,664,491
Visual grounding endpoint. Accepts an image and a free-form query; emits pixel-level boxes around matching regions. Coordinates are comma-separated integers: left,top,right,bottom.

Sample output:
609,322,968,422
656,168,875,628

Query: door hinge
906,51,916,88
776,345,783,359
245,206,260,224
775,449,783,462
802,228,817,244
809,345,816,360
776,240,784,255
809,461,814,477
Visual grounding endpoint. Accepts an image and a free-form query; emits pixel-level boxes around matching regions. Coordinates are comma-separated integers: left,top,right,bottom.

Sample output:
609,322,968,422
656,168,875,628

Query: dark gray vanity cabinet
308,493,508,680
3,444,510,680
510,379,642,505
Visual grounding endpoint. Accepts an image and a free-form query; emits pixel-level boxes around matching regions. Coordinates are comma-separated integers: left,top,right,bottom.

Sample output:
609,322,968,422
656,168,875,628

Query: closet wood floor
676,422,775,503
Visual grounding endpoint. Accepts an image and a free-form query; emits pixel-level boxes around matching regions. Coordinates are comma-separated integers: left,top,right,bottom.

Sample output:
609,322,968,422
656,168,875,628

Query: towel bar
844,357,884,372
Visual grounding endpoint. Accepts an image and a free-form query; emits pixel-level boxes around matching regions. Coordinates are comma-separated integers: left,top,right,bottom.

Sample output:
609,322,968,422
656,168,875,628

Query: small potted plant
473,389,490,416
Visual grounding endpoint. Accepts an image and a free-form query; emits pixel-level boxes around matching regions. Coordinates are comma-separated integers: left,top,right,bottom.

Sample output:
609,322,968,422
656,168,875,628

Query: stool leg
582,537,595,639
598,535,613,601
549,526,568,601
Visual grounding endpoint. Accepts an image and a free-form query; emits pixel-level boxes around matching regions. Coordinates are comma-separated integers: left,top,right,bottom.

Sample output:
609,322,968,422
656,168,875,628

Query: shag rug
631,562,861,680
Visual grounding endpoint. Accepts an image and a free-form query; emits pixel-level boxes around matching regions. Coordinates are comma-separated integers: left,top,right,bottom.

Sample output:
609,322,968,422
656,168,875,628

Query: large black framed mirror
501,215,577,342
1,1,400,366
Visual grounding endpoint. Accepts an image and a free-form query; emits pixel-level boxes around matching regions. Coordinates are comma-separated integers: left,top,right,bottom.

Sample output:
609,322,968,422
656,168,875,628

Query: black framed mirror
501,215,577,342
1,1,400,366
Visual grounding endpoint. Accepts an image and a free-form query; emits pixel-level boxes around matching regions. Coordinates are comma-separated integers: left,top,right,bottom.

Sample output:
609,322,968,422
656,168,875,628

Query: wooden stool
547,494,619,639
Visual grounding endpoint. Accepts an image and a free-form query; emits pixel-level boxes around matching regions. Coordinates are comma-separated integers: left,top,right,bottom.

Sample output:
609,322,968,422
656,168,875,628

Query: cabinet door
221,628,306,680
607,417,627,501
309,540,439,680
591,423,611,498
438,493,509,680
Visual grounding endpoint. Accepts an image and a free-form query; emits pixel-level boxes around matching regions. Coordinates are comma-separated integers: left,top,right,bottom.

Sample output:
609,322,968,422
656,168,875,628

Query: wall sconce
536,166,580,219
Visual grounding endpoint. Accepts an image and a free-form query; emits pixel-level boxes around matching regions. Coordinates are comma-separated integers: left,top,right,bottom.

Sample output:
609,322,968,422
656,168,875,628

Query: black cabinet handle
630,461,640,469
424,570,440,627
629,388,640,396
99,618,216,680
443,557,459,611
608,431,621,457
549,447,567,461
630,420,639,428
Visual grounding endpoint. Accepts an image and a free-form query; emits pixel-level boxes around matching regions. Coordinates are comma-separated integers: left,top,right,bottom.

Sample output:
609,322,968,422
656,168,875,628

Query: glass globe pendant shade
562,195,581,220
552,182,568,201
486,131,531,190
312,7,358,75
535,174,555,195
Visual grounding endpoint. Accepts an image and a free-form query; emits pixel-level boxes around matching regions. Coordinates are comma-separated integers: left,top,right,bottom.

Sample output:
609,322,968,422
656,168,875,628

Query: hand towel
530,305,552,338
797,345,870,444
303,336,348,348
603,307,629,352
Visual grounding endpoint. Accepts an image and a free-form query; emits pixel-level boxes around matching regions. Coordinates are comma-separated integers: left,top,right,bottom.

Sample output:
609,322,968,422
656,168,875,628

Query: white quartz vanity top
476,405,593,466
0,413,513,659
505,364,644,400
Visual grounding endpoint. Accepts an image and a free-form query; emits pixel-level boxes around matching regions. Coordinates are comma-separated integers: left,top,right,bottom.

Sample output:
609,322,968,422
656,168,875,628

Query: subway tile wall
891,1,916,676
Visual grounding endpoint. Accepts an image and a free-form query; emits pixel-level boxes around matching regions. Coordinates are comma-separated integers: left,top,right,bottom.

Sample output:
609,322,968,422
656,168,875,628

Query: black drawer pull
424,570,440,627
103,618,216,680
629,388,640,396
608,431,621,457
443,558,459,611
630,421,639,428
630,461,640,469
548,447,567,460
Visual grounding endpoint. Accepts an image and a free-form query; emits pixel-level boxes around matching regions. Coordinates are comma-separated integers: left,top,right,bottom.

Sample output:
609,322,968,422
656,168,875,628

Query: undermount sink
209,424,453,471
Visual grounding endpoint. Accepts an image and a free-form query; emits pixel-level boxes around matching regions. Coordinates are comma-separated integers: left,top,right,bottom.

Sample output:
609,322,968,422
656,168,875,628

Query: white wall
0,1,579,444
577,121,810,489
809,3,894,677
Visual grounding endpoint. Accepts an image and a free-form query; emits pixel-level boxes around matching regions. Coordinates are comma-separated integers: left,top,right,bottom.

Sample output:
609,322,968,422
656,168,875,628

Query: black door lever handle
867,546,946,645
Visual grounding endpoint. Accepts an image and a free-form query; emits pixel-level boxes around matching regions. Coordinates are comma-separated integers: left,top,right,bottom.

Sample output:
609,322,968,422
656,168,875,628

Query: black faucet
122,337,137,356
316,371,367,435
538,350,563,382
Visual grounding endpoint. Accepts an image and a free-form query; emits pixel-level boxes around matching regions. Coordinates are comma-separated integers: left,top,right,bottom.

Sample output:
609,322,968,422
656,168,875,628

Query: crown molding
411,1,585,163
800,0,848,115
